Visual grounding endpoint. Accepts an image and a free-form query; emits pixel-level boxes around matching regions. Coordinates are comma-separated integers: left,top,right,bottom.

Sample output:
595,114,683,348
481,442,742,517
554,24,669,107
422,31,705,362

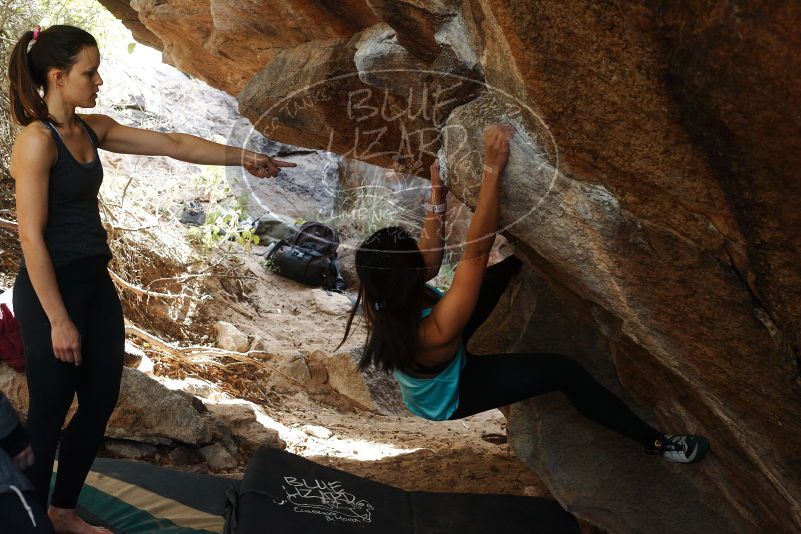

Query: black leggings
13,256,124,508
0,490,54,533
448,256,662,448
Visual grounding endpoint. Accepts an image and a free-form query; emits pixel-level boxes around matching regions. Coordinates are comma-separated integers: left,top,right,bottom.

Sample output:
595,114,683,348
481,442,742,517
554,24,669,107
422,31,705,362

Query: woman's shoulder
77,113,113,141
12,122,56,167
77,113,104,125
18,120,52,141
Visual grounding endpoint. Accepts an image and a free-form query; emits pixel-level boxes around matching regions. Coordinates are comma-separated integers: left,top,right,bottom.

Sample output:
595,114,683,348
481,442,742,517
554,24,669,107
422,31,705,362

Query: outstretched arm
418,160,447,281
423,123,515,349
83,114,296,178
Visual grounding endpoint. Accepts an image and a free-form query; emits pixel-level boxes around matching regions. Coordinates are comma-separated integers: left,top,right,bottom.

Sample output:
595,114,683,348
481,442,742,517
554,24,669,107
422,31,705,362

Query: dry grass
0,0,44,281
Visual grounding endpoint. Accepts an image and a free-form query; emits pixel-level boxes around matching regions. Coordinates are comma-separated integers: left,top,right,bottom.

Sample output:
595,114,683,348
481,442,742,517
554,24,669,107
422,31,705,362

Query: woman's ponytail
7,31,48,126
6,25,98,127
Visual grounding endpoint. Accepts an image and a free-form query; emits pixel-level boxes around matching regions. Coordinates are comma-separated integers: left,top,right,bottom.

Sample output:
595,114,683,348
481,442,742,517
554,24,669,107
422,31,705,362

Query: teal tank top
393,285,467,421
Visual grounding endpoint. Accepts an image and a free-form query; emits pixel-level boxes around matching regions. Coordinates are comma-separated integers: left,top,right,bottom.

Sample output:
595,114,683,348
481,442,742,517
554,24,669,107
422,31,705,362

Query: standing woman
7,25,294,533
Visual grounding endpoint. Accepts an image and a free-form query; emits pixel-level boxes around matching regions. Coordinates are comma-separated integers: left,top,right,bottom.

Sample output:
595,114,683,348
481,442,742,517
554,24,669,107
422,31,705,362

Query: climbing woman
7,25,295,533
339,122,708,465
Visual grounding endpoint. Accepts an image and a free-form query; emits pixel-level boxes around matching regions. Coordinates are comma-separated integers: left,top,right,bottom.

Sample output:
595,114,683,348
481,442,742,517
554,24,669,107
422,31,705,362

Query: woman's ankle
48,505,77,516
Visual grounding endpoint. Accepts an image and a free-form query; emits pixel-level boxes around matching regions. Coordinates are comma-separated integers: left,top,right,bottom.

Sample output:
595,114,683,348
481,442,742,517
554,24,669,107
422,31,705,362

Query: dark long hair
7,25,98,127
338,226,426,372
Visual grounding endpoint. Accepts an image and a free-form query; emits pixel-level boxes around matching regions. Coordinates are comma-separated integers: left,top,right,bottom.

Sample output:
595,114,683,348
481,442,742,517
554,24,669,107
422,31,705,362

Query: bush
0,0,45,279
186,168,260,251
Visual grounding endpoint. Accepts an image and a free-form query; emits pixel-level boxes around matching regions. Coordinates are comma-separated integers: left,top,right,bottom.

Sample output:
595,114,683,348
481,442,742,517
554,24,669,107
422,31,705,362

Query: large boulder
119,0,379,94
236,33,441,172
0,364,214,445
1,363,286,470
110,368,215,445
470,266,744,532
314,349,405,415
440,79,799,534
205,401,285,454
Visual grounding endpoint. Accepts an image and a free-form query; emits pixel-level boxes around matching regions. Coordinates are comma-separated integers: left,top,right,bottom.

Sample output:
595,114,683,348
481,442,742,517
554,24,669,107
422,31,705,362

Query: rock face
0,364,214,445
205,401,285,453
0,364,284,471
261,349,405,414
315,349,405,415
471,267,745,532
101,1,801,531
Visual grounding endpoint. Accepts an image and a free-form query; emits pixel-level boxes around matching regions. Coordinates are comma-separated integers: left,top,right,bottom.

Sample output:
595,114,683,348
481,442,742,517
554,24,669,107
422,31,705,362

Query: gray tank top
19,116,112,269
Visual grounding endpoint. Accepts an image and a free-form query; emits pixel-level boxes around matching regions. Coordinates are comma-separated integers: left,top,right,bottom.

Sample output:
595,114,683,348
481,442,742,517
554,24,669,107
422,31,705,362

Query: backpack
266,222,346,291
0,302,24,372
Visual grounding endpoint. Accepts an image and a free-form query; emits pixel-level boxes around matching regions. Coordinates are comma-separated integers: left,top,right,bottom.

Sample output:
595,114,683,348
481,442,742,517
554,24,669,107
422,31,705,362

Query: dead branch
108,269,200,300
124,323,273,361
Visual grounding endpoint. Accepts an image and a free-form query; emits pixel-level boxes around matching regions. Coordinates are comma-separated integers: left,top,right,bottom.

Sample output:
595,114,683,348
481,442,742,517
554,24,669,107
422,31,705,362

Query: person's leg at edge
48,264,122,534
13,270,84,509
449,353,664,448
0,491,55,534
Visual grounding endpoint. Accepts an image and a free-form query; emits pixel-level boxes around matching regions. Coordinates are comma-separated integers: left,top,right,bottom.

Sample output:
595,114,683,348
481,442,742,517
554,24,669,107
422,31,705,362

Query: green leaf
127,42,136,54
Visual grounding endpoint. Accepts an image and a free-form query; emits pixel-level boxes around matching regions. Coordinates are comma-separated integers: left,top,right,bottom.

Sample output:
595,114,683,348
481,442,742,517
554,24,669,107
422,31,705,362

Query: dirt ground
282,404,546,496
138,248,548,498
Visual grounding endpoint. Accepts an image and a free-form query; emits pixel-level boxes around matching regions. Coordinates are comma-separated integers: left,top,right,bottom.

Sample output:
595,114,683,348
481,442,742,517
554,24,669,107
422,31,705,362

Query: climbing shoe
652,434,709,463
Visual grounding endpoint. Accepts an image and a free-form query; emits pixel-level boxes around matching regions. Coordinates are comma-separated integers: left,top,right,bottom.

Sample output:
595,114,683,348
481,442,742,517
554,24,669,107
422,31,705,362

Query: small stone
105,439,157,460
178,377,217,398
213,321,249,352
200,443,239,471
168,446,202,466
311,289,353,316
301,424,333,439
250,244,270,256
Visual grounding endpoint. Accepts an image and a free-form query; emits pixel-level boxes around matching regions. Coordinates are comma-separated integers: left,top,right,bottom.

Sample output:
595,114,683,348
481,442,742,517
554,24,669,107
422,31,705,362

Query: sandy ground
276,402,545,496
154,250,548,498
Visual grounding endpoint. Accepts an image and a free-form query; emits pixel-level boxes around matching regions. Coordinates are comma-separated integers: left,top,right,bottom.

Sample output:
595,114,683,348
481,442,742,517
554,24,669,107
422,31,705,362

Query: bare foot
48,507,113,534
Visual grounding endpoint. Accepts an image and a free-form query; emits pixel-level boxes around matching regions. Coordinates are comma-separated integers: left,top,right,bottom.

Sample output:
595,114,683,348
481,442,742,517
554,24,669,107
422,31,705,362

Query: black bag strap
290,245,326,258
322,252,346,292
291,222,340,253
268,240,327,260
265,239,286,260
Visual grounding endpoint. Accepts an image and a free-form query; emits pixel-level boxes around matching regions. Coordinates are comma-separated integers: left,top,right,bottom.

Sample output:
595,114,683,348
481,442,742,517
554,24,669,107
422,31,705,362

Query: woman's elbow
18,225,45,248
